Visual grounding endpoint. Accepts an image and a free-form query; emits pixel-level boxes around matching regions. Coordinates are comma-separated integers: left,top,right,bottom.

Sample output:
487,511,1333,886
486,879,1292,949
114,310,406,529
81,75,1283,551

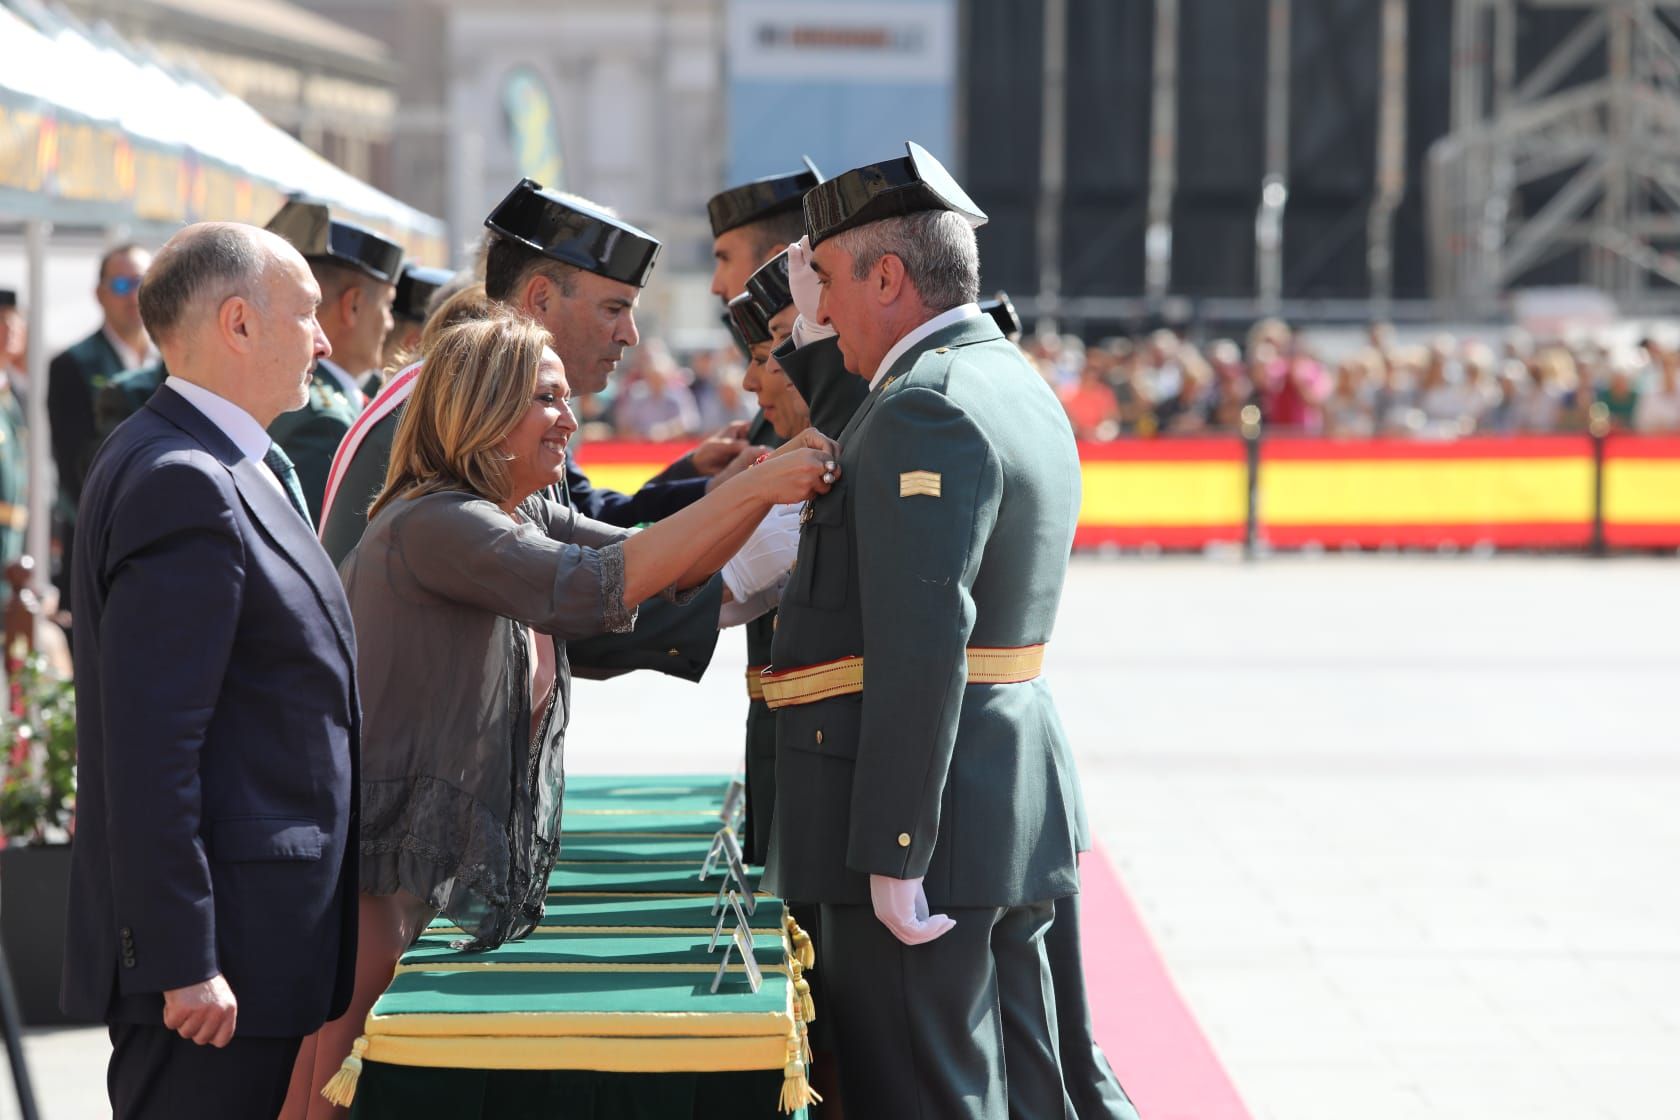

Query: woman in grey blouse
289,312,837,1116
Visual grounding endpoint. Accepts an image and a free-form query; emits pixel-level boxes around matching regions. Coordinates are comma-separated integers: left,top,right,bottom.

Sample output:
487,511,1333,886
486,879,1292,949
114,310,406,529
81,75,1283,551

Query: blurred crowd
1034,319,1680,442
570,340,759,442
546,316,1680,444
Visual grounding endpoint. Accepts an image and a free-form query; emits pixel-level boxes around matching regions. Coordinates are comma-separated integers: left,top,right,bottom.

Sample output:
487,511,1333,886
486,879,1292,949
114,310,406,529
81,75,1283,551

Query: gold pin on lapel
899,470,942,499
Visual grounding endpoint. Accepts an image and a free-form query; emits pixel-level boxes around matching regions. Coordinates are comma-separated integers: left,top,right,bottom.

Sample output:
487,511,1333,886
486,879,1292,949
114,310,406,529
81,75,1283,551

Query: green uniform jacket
742,337,873,865
47,330,126,521
0,380,26,566
268,362,359,526
94,361,167,446
765,313,1086,908
739,410,784,864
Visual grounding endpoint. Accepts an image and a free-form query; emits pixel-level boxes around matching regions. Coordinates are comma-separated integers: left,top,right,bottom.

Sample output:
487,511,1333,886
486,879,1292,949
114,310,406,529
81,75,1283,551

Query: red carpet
1080,845,1254,1120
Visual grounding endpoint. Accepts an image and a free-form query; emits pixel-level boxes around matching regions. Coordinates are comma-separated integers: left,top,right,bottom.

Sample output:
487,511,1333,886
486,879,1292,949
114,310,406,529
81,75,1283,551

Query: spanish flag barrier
573,434,1680,552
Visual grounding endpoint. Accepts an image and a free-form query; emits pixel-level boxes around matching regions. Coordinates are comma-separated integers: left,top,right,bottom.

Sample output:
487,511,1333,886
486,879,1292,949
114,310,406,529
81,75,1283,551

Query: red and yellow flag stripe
573,434,1680,551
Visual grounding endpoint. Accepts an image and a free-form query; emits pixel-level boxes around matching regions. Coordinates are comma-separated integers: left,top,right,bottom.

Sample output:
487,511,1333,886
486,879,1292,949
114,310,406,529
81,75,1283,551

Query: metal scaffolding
1429,0,1680,314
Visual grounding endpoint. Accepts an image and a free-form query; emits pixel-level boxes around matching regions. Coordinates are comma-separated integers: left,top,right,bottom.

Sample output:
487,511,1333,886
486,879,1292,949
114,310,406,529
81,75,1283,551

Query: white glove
786,237,838,348
720,502,802,602
717,574,787,629
869,874,956,946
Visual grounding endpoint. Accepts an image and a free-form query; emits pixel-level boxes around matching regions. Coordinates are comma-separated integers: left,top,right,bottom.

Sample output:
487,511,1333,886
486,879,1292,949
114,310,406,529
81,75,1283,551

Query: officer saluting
763,143,1090,1117
263,200,404,522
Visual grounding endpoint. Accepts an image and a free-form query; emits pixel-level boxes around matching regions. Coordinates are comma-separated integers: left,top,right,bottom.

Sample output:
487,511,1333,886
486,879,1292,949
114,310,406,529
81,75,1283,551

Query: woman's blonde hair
368,309,552,519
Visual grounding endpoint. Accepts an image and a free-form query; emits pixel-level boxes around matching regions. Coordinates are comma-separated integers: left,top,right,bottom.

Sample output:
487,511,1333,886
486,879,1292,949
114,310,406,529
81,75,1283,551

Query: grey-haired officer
263,200,403,522
763,142,1095,1117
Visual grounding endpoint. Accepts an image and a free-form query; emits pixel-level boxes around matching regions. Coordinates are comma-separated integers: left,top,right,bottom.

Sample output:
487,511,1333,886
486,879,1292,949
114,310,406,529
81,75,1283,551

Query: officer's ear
874,253,907,307
339,282,362,327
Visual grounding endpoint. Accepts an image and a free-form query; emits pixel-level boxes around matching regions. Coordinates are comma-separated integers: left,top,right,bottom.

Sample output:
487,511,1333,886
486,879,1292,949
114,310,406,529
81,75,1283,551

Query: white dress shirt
165,376,288,500
870,303,982,390
103,324,154,371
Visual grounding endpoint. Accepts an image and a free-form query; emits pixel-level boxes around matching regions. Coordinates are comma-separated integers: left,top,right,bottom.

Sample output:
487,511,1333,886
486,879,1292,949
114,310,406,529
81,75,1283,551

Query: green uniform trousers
1048,892,1140,1120
818,900,1070,1120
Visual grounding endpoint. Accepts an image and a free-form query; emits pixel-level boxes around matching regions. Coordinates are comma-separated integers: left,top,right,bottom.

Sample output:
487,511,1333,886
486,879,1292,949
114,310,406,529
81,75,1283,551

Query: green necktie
263,444,311,524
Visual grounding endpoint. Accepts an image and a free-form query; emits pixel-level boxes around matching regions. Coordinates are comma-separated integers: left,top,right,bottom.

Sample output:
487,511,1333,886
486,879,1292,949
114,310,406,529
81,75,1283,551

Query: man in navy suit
62,222,360,1119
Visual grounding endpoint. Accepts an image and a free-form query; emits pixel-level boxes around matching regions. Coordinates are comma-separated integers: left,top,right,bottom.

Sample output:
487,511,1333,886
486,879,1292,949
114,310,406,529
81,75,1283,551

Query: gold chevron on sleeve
899,470,942,498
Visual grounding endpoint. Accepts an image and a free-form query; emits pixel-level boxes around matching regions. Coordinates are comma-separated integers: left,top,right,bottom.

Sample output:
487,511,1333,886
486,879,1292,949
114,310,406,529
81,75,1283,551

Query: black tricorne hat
727,291,771,347
803,141,987,247
266,199,404,284
980,291,1022,341
707,156,822,239
743,250,793,321
484,179,661,288
393,264,454,323
723,308,752,361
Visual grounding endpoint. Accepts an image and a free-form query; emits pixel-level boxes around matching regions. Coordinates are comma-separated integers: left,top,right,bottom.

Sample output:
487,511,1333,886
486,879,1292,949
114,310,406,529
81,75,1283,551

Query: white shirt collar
165,376,274,464
870,303,982,389
103,324,153,370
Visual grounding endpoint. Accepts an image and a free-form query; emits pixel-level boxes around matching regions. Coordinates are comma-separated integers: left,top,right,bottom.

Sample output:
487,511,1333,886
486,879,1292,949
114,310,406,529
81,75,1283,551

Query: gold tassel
778,1025,823,1114
795,975,816,1024
320,1037,368,1107
783,912,816,971
793,928,815,971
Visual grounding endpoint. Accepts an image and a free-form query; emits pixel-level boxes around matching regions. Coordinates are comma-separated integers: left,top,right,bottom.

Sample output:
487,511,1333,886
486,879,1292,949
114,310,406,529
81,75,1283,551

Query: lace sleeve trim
600,542,636,633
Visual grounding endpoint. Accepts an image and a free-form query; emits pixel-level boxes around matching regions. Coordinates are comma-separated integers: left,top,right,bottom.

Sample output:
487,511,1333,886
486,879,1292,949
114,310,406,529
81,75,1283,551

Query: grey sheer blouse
341,489,635,949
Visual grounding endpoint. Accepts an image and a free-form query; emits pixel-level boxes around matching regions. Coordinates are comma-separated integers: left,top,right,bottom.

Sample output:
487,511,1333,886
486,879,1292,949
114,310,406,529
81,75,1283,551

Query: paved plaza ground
4,556,1676,1119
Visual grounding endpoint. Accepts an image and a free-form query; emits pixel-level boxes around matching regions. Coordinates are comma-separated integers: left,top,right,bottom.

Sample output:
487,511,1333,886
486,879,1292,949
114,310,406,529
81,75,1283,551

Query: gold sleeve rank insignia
899,471,942,498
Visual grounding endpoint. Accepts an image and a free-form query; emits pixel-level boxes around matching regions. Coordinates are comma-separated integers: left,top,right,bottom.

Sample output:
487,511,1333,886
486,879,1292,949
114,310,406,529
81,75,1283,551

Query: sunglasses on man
104,275,141,296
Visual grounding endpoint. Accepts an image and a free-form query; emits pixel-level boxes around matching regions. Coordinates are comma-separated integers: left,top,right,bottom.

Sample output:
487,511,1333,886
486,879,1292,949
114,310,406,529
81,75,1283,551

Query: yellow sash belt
760,645,1046,711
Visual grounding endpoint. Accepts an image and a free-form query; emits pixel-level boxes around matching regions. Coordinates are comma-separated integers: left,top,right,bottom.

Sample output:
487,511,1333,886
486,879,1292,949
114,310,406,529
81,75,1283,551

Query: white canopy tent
0,0,445,588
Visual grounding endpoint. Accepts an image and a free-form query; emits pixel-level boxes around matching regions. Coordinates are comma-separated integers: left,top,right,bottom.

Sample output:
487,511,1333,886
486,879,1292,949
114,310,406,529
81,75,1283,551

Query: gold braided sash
745,665,768,703
760,645,1045,711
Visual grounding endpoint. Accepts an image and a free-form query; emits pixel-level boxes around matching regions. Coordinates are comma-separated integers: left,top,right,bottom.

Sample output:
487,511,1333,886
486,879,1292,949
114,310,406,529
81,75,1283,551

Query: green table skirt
342,776,814,1119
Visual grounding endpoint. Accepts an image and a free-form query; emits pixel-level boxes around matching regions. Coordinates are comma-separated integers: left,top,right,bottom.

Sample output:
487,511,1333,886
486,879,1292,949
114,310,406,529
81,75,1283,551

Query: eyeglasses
105,275,141,296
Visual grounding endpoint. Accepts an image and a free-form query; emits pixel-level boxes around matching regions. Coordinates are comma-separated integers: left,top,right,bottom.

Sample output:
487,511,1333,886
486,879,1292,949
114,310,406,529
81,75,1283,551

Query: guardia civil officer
703,160,822,861
763,143,1090,1118
977,288,1140,1120
316,182,731,681
258,200,402,522
376,263,454,387
0,288,27,567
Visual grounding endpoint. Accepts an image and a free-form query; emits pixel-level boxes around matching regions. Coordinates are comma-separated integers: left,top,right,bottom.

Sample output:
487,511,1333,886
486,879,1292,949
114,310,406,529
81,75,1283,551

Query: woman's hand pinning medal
751,427,841,503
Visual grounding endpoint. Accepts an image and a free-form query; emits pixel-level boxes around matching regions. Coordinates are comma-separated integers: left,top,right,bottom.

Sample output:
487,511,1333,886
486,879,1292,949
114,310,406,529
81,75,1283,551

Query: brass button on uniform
814,730,823,745
666,648,679,656
897,832,911,848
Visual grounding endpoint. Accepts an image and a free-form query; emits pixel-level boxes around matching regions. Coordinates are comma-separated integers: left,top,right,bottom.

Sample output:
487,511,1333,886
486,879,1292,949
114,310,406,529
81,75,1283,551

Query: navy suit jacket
62,384,361,1038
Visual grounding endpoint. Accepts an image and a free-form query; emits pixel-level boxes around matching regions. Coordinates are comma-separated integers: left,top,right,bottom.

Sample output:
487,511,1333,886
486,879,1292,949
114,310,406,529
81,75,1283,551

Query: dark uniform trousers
820,901,1070,1120
1048,892,1140,1120
108,1024,300,1120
